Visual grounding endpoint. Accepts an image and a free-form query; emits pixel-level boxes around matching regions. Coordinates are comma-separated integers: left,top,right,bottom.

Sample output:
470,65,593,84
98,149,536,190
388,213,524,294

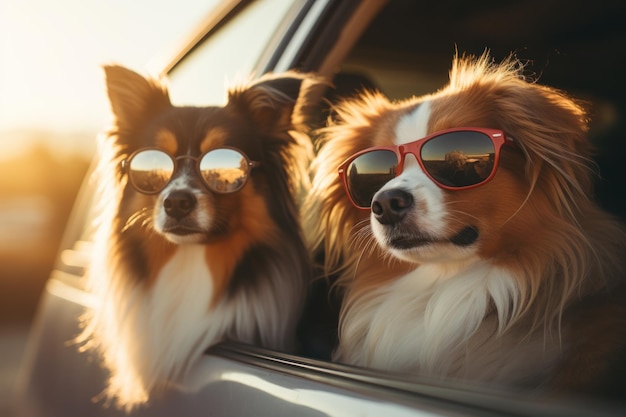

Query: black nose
371,189,414,225
163,191,196,220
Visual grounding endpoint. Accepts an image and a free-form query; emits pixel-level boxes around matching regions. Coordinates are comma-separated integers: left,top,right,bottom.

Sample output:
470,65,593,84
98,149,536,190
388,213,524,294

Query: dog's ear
227,72,326,134
103,65,171,133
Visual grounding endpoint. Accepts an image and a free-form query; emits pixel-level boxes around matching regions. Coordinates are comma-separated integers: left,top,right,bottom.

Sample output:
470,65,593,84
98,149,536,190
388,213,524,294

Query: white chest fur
87,223,304,410
95,246,222,404
91,245,251,407
145,245,218,374
336,260,523,377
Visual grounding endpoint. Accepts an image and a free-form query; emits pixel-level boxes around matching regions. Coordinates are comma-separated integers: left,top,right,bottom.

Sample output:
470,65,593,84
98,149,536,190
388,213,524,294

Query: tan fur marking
145,236,178,285
155,129,178,154
200,127,229,153
204,183,276,306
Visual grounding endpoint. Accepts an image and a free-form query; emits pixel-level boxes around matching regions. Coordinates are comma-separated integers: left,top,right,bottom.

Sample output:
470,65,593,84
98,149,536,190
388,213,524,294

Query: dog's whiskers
349,219,373,250
445,201,482,222
122,208,152,233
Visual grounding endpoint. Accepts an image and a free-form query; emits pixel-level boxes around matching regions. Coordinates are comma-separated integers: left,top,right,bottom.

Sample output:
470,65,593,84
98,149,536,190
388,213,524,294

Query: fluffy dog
304,54,626,398
80,66,318,409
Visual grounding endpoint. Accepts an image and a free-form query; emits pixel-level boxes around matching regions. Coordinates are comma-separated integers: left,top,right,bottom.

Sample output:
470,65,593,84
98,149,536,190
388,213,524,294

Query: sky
0,0,218,159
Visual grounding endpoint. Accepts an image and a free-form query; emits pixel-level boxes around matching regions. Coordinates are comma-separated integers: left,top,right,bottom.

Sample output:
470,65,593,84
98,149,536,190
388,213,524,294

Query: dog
79,65,319,409
303,54,626,398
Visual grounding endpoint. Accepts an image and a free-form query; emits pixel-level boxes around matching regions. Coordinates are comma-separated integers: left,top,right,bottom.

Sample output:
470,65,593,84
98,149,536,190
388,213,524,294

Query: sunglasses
338,127,514,209
122,147,260,194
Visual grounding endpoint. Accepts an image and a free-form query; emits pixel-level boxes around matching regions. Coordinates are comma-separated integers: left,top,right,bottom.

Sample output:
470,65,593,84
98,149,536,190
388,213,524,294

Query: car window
335,0,626,221
166,0,297,107
304,0,625,409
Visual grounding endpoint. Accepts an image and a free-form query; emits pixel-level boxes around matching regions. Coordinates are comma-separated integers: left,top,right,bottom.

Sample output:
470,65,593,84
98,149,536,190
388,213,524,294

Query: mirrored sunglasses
122,147,260,194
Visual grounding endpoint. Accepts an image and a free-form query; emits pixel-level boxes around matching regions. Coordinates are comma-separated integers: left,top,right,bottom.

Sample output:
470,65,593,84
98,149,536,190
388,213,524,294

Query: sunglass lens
200,149,249,193
420,131,495,187
345,150,398,207
128,150,174,193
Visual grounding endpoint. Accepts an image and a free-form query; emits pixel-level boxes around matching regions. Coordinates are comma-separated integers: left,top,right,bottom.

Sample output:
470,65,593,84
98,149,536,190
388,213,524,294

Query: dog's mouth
388,234,435,249
161,225,207,245
387,226,479,250
163,225,204,236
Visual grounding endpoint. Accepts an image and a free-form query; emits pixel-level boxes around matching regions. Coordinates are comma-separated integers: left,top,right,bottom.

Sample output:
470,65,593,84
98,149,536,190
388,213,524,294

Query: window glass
167,0,296,107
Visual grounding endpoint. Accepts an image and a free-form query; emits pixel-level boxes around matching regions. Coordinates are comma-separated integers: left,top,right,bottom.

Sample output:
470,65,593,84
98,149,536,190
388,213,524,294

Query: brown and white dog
304,54,626,397
80,66,318,409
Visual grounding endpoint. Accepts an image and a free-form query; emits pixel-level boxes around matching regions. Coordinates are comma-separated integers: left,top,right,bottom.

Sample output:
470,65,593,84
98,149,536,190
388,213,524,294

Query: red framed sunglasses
338,127,514,209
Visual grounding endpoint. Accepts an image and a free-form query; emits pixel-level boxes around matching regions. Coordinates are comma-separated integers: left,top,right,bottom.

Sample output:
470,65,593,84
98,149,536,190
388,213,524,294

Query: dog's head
102,66,315,249
306,54,601,277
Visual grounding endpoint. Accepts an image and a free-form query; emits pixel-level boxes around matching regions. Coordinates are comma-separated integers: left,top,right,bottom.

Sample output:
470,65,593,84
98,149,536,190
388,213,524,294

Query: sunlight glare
0,0,216,156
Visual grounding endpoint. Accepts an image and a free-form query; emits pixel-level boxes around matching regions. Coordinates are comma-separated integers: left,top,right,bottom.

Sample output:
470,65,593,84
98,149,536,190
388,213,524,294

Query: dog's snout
372,189,413,225
164,191,197,220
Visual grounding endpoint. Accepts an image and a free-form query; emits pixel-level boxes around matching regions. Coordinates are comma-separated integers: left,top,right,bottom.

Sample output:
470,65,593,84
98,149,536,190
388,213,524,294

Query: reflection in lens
421,132,495,187
129,150,174,193
200,148,249,193
346,150,398,207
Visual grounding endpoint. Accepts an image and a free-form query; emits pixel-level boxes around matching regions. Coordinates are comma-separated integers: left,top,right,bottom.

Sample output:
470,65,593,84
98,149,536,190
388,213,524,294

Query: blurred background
0,0,216,412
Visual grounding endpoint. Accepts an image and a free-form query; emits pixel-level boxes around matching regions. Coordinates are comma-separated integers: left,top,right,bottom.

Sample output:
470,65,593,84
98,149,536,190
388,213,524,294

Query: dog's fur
80,66,318,409
304,54,626,397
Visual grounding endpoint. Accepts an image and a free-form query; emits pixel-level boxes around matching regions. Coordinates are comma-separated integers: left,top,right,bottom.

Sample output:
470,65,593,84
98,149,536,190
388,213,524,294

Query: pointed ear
103,65,171,133
227,72,327,134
